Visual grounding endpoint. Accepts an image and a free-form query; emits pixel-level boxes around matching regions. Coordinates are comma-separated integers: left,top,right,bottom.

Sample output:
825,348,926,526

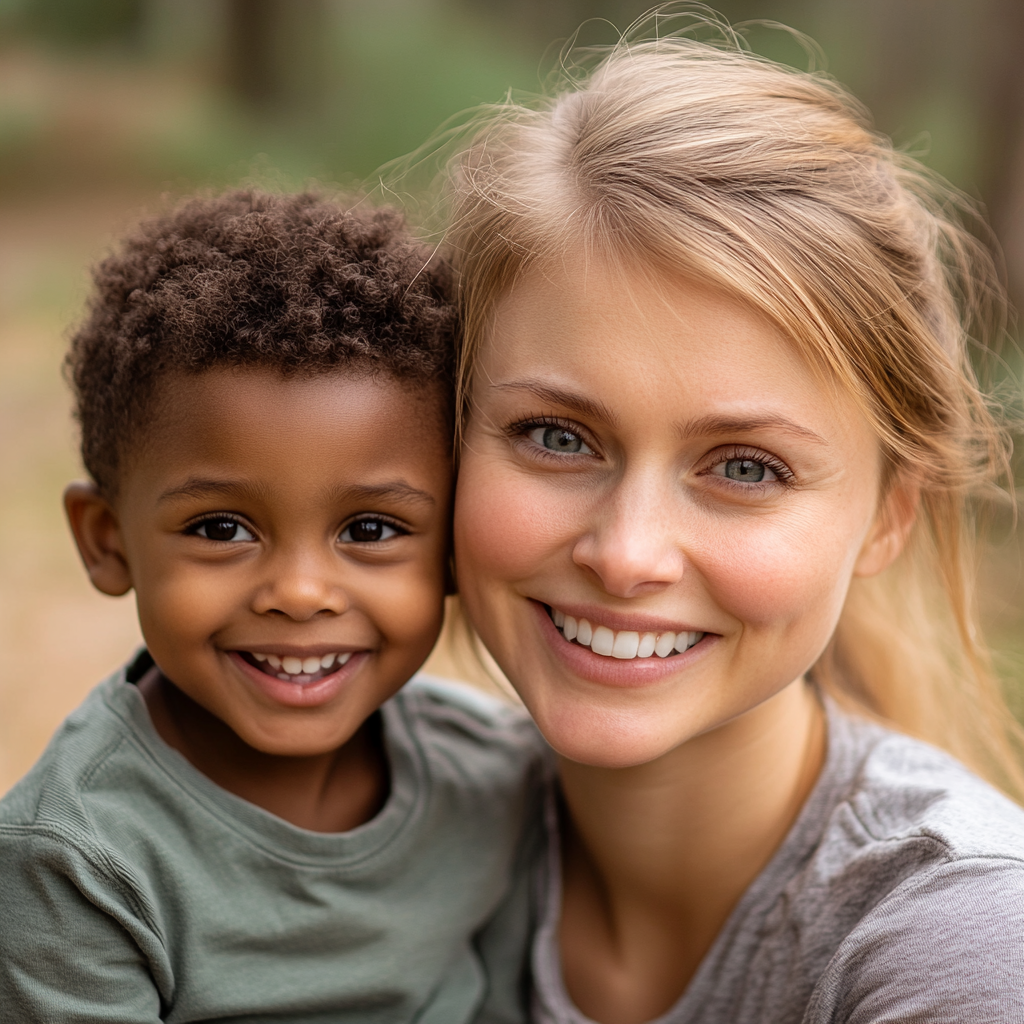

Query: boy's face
69,367,452,757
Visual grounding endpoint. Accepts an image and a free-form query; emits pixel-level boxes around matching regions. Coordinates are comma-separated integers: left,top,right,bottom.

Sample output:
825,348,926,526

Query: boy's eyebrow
490,378,618,426
320,482,437,508
158,478,270,503
158,478,436,508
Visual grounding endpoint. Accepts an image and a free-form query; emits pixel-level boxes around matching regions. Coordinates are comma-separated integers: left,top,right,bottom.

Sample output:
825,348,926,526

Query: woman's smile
455,255,900,768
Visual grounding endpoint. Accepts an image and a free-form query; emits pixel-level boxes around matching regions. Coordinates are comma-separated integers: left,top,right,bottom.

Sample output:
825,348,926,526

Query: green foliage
15,0,143,46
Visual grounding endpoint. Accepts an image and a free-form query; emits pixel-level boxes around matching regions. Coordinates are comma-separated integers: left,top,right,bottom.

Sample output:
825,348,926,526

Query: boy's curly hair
66,189,456,496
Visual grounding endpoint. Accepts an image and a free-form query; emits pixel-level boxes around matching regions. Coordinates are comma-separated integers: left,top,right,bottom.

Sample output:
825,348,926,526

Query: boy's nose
252,551,350,621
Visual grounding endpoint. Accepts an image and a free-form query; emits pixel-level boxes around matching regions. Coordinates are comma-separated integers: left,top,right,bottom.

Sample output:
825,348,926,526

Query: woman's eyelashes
186,516,256,543
339,517,406,544
512,419,596,459
704,448,793,488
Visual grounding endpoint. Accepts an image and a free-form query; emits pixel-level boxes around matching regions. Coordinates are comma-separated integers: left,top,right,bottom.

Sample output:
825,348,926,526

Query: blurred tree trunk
225,0,330,114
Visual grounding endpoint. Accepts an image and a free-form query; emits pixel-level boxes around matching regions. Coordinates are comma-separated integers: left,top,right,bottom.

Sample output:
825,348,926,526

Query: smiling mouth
548,607,704,661
239,651,353,684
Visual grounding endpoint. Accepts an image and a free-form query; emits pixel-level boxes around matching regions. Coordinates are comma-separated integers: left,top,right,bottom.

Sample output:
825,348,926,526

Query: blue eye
340,519,401,543
192,518,255,542
714,458,778,483
527,425,593,455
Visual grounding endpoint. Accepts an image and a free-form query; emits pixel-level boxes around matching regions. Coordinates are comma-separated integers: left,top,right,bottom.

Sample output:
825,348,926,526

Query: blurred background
1,0,1022,794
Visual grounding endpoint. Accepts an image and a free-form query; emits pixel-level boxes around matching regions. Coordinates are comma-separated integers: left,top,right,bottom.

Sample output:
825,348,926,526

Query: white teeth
612,631,640,659
654,632,676,658
550,608,704,661
251,651,351,680
590,625,615,657
675,631,697,653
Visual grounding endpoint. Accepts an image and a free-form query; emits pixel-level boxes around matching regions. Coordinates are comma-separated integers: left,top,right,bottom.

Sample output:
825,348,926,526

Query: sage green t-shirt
0,653,545,1024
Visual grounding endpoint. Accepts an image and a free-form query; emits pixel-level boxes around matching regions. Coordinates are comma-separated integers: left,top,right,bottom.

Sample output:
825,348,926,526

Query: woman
446,14,1024,1024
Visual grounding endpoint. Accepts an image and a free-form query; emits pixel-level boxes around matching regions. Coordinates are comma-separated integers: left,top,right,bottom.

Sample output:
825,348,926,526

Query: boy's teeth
550,609,703,660
247,651,352,681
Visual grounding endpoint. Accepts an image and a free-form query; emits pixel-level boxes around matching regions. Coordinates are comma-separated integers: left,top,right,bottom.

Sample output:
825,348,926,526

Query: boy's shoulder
0,659,147,835
393,673,541,742
384,673,548,794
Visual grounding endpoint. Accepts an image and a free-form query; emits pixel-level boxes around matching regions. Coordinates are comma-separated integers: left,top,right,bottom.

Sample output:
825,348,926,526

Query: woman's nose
252,549,349,621
571,479,686,598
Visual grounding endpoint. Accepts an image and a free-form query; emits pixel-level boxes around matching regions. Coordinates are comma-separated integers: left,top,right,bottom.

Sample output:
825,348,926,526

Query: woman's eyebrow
490,378,618,425
677,413,828,444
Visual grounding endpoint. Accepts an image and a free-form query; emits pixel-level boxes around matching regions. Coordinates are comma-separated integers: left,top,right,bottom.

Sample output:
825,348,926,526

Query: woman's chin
528,698,693,769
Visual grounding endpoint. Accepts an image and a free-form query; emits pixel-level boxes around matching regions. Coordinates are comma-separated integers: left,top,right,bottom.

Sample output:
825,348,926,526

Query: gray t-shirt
0,653,544,1024
532,700,1024,1023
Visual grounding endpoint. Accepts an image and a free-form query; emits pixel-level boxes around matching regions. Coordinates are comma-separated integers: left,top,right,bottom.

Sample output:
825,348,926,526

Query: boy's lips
227,649,368,708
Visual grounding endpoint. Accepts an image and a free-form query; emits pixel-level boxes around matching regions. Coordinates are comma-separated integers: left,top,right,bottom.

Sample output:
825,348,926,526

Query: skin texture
65,367,452,833
455,257,916,1023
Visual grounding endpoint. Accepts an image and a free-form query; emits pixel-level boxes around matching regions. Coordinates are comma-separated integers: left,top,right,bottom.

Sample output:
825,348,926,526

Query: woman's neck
557,679,826,1024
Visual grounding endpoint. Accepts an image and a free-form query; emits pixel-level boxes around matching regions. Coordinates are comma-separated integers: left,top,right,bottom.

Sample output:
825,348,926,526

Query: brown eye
340,519,400,543
193,518,254,542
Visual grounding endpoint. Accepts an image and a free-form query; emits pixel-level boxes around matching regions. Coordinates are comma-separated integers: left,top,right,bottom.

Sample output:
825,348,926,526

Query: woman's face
455,257,908,768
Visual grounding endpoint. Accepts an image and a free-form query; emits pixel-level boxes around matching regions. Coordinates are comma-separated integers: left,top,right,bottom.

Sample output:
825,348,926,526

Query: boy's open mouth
239,651,352,684
548,606,704,660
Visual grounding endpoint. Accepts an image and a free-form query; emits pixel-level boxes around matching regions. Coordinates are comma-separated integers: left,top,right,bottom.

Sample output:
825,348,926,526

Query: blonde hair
445,9,1024,795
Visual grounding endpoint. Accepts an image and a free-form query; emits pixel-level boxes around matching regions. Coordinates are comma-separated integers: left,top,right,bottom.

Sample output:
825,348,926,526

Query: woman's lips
530,600,712,687
228,649,367,708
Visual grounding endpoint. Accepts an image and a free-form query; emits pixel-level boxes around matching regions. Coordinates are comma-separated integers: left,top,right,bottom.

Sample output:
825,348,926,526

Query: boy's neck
139,672,389,833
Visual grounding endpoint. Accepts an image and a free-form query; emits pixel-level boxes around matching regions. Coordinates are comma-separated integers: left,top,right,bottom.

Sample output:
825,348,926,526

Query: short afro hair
66,189,457,496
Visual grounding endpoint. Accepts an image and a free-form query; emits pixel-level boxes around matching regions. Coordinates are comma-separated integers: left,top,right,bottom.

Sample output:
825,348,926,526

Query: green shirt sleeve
0,827,169,1023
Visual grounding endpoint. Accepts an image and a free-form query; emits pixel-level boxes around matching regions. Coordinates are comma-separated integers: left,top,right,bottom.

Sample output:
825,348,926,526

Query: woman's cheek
456,461,575,583
695,511,864,635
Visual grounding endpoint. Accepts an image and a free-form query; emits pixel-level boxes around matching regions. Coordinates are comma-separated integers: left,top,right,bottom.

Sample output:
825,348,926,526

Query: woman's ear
63,482,133,596
854,474,920,578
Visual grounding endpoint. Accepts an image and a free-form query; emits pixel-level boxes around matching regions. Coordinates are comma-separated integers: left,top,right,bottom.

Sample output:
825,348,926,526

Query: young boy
0,191,541,1022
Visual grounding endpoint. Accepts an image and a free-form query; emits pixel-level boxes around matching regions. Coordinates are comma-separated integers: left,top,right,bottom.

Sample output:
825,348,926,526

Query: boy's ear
853,474,920,578
63,482,133,596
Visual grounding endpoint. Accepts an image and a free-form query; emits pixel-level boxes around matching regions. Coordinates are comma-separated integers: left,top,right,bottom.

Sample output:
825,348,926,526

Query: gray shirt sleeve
0,829,168,1023
805,861,1024,1023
